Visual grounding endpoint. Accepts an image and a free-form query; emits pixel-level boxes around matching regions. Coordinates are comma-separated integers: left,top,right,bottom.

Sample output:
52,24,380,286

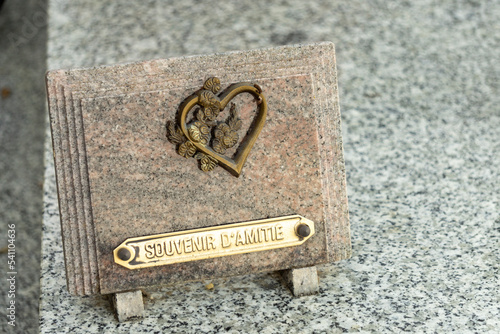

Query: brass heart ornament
166,77,267,177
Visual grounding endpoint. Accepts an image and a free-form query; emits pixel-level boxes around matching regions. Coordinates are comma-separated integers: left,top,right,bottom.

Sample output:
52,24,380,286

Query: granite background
1,0,499,333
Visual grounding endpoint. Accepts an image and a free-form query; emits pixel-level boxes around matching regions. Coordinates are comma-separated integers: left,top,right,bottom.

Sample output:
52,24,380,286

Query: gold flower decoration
203,77,221,94
188,121,210,145
199,154,218,172
213,123,239,154
203,106,220,122
198,90,221,121
178,141,196,158
166,77,250,174
199,90,220,108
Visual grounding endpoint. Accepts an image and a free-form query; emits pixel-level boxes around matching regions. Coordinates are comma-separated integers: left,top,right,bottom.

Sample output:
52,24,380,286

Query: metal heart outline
178,82,267,177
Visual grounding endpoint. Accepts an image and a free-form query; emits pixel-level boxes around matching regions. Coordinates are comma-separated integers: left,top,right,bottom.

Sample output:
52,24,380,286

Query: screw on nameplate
296,223,311,238
166,77,267,177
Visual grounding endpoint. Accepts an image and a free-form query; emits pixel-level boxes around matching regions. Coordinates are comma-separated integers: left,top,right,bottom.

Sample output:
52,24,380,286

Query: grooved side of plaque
46,42,351,296
46,79,100,295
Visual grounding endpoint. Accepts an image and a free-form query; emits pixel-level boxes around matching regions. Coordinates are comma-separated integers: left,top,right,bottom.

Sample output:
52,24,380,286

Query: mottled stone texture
46,42,350,296
112,290,144,322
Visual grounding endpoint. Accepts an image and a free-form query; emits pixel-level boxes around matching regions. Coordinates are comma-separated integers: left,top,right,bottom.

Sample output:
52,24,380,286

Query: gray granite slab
40,0,499,333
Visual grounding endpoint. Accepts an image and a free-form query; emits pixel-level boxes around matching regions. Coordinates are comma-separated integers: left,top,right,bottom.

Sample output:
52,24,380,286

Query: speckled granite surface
41,0,499,333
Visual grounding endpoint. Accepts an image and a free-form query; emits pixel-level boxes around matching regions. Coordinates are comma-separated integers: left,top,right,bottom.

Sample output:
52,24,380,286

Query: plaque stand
112,266,319,322
112,290,144,322
281,266,319,297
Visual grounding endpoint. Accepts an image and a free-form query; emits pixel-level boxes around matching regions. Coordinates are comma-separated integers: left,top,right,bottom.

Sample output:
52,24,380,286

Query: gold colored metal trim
166,77,267,177
114,215,314,270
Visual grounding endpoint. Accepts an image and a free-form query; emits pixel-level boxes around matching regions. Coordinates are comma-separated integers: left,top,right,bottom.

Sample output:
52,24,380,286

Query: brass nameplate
114,215,315,270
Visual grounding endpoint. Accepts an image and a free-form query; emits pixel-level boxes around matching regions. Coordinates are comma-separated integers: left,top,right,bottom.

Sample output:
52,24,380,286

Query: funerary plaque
46,42,351,296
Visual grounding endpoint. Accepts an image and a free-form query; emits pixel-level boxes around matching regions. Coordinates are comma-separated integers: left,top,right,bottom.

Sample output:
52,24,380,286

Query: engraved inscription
113,216,314,270
145,234,217,259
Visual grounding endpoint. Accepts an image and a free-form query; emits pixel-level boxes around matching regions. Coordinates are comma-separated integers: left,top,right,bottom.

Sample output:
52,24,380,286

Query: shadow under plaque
45,42,351,319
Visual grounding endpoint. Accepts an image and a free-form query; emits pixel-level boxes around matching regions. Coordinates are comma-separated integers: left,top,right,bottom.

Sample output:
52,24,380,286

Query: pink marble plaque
46,43,351,296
